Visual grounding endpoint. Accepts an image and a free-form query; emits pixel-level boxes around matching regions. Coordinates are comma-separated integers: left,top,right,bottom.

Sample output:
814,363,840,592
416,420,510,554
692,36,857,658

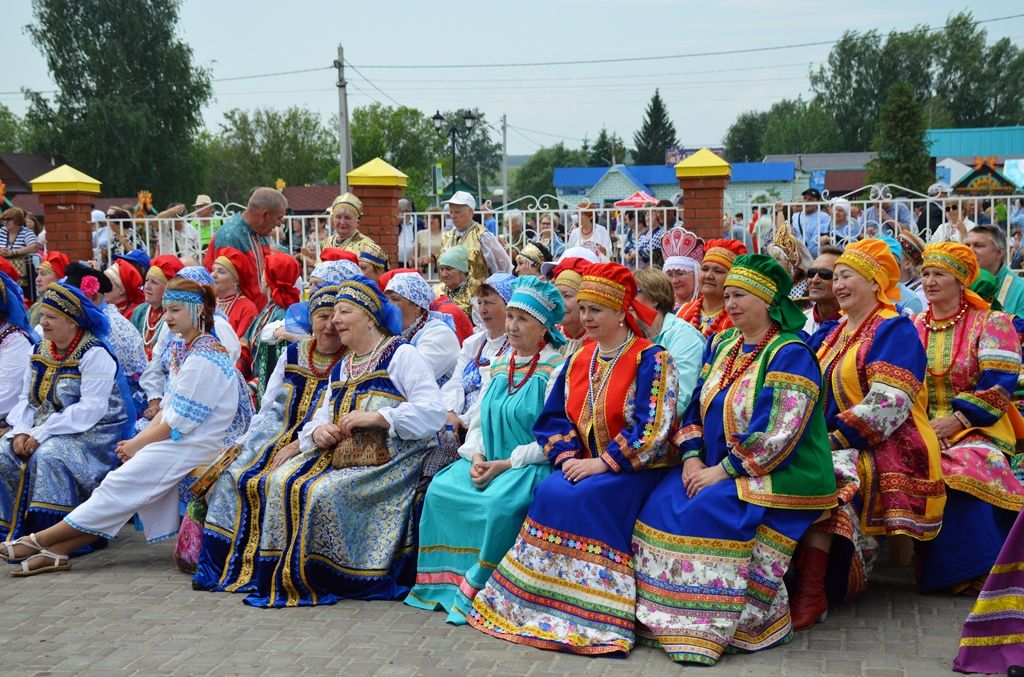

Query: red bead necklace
49,328,85,361
680,297,729,338
923,295,969,379
507,348,542,396
307,339,343,378
717,325,778,390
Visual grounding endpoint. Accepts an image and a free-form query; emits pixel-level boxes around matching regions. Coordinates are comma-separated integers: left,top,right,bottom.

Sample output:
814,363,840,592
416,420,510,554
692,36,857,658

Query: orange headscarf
921,242,988,309
702,239,748,271
834,238,900,308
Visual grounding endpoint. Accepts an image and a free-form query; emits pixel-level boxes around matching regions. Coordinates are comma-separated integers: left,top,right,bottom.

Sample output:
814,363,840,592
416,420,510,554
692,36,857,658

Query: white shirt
156,219,202,259
410,317,460,384
9,346,116,444
0,328,33,419
928,219,975,244
139,314,240,400
298,342,447,452
440,330,508,417
567,224,613,259
457,344,562,468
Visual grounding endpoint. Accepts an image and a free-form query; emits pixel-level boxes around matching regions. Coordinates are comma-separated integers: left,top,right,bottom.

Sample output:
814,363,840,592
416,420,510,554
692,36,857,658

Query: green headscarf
723,253,807,333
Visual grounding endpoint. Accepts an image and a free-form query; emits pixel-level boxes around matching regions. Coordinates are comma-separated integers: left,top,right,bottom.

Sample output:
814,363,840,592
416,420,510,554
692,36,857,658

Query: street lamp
433,109,477,195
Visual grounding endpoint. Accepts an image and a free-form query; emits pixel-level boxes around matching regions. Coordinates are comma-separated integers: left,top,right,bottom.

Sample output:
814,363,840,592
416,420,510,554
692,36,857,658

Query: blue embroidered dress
0,334,128,542
194,339,341,592
406,345,563,624
243,337,446,608
467,337,678,654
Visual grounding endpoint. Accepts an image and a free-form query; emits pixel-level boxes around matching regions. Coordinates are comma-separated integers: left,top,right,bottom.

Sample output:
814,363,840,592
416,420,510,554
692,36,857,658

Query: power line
342,59,403,107
345,74,809,94
211,65,333,83
349,12,1024,69
507,124,588,143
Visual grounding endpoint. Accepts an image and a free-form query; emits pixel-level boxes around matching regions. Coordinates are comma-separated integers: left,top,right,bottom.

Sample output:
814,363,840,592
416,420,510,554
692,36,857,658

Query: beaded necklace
717,325,779,391
49,328,85,361
923,296,969,379
817,305,881,411
306,339,343,378
507,348,543,396
143,306,164,352
474,334,509,368
586,332,635,414
681,297,729,338
402,313,429,342
344,335,388,380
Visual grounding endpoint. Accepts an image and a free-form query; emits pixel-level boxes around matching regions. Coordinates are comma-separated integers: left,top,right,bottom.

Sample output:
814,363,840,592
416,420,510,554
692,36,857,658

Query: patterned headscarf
385,271,435,311
724,254,807,333
359,242,390,271
835,238,901,308
39,282,110,338
481,272,515,303
163,286,207,331
507,276,566,347
176,266,215,288
336,275,404,335
308,283,340,320
702,239,748,271
922,242,988,309
0,271,37,342
310,260,361,288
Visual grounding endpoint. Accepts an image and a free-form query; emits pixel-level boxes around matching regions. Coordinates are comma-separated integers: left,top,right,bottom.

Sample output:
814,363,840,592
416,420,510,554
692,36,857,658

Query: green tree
0,105,25,153
435,109,502,197
866,82,932,192
350,103,445,209
723,111,768,162
512,143,588,203
588,127,627,166
206,107,335,204
22,0,212,200
760,98,840,155
632,89,678,165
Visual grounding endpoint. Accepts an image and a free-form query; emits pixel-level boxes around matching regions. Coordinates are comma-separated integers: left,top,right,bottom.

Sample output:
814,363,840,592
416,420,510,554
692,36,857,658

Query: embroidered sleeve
161,347,234,438
603,348,678,472
534,360,582,466
834,317,923,450
953,311,1021,428
729,343,821,477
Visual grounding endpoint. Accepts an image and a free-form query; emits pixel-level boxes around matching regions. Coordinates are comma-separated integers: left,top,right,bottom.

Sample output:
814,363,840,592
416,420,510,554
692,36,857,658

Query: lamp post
432,109,477,196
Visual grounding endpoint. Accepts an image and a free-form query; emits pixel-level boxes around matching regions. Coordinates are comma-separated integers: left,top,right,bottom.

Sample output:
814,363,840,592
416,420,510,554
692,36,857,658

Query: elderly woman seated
384,271,460,386
241,276,446,607
0,282,133,554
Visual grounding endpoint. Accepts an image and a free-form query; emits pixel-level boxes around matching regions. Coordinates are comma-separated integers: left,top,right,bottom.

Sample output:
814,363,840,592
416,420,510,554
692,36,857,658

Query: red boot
790,546,830,631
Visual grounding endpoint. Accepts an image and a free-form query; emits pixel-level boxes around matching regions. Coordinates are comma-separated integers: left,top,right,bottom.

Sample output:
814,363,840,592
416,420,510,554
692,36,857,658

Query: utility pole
334,44,351,193
501,114,508,212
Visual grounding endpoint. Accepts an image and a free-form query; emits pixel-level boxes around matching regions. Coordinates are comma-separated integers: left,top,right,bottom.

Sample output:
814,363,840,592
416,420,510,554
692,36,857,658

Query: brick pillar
675,148,731,242
30,165,102,263
347,158,409,266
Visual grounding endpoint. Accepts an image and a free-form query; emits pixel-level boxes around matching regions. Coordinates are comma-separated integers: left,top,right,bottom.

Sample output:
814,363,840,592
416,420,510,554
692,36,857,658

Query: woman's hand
446,411,464,431
116,437,142,463
562,457,609,484
337,411,388,436
930,415,965,445
143,398,162,420
269,440,301,470
11,434,34,458
685,463,729,498
681,457,707,493
470,458,511,489
312,423,344,449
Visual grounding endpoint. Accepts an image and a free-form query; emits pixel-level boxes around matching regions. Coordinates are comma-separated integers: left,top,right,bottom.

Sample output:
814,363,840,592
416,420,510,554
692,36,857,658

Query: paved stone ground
2,531,974,676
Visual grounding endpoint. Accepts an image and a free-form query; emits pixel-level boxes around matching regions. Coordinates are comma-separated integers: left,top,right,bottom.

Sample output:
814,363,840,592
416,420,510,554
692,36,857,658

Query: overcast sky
4,1,1023,156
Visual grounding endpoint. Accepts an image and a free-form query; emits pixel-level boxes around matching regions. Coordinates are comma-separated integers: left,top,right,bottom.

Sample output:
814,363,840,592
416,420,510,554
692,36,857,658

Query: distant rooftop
554,162,795,190
761,152,876,172
926,126,1024,159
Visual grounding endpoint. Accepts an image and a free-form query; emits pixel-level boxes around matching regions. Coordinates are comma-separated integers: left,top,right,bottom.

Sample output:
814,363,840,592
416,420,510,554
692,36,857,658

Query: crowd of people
0,184,1022,671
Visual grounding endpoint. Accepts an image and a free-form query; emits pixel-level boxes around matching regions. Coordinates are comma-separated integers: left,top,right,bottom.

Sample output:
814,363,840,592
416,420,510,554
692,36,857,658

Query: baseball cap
445,191,476,210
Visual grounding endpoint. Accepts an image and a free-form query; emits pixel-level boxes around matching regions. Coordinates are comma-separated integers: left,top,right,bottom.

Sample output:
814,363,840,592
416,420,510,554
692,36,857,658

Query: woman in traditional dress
0,282,131,551
467,263,678,655
242,251,301,397
212,247,259,340
660,226,703,313
242,276,446,607
406,276,566,623
356,242,390,286
2,278,241,574
130,255,184,360
384,271,459,386
433,245,476,319
104,250,149,319
792,239,946,629
194,283,346,592
676,239,747,338
912,243,1024,593
324,193,379,256
29,251,69,327
513,242,551,278
545,255,594,357
441,273,514,432
0,272,37,427
633,254,837,666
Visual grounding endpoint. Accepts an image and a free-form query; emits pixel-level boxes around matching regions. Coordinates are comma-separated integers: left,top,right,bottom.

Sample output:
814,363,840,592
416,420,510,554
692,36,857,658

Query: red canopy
613,191,659,208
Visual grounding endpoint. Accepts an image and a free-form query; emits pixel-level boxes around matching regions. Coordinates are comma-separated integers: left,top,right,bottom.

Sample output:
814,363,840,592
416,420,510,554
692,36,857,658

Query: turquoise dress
405,346,564,624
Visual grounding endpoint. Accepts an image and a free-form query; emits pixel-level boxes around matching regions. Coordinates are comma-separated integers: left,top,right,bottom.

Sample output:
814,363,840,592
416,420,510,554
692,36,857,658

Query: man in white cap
439,191,512,285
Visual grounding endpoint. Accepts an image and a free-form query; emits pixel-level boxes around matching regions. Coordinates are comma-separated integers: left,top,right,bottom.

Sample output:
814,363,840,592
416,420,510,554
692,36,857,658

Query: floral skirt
632,469,818,666
467,468,665,654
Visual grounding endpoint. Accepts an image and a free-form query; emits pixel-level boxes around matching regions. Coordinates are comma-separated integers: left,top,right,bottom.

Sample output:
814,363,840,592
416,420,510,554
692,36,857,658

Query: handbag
173,496,207,574
331,427,390,469
187,444,242,501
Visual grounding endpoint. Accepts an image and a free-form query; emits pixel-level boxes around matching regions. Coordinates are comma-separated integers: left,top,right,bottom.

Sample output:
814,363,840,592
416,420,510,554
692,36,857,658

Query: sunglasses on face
806,268,834,281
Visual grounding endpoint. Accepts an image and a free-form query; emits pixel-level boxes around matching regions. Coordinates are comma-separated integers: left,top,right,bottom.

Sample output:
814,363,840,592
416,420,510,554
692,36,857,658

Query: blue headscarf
336,275,403,336
0,271,38,343
310,261,361,289
483,272,516,303
309,284,340,320
176,266,215,287
39,282,110,338
506,276,567,347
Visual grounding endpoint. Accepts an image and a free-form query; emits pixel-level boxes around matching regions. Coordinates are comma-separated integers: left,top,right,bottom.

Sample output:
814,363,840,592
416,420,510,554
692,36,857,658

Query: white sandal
11,550,71,577
1,533,43,563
